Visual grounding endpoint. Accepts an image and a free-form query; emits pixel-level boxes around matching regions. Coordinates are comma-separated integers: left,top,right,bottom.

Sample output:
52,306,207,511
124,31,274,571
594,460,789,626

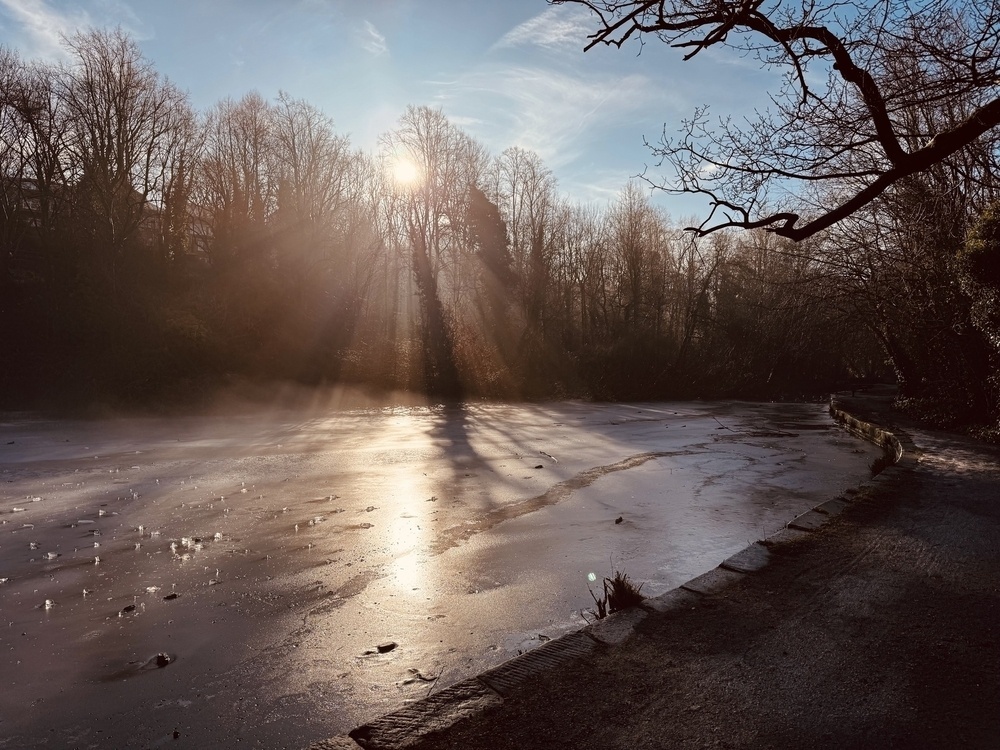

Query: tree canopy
553,0,1000,240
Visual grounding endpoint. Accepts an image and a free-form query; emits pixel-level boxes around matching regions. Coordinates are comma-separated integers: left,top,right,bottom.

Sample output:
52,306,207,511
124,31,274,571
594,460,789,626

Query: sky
0,0,777,219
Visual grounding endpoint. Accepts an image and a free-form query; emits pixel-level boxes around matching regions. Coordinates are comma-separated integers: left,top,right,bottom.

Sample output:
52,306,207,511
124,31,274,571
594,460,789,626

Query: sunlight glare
390,156,422,187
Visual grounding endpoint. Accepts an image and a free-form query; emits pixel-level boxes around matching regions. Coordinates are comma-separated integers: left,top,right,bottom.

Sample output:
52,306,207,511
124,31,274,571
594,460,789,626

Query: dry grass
588,568,645,620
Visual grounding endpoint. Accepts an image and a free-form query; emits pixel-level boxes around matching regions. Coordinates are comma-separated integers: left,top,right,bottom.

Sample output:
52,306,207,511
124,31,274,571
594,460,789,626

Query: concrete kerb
582,605,649,645
720,541,773,573
310,393,910,750
829,394,920,472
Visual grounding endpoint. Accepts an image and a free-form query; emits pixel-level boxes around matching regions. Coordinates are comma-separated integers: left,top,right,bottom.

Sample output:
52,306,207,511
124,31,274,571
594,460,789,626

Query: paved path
313,389,1000,749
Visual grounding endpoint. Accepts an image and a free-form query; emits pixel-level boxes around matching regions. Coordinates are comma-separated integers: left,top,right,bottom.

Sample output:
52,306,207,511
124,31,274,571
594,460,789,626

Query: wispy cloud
492,6,593,52
563,169,632,205
0,0,150,59
442,62,669,172
447,114,484,129
457,4,684,184
0,0,91,59
93,0,146,36
359,19,387,56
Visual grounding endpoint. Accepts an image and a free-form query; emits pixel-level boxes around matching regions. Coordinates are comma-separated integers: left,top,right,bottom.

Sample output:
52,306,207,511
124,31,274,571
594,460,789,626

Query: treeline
2,29,888,409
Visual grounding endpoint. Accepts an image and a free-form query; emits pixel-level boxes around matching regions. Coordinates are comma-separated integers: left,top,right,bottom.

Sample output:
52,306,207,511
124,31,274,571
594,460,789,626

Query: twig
713,416,737,432
426,671,442,697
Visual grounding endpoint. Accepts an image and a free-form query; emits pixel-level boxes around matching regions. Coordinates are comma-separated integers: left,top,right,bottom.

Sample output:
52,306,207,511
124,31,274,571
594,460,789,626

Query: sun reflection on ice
383,454,435,598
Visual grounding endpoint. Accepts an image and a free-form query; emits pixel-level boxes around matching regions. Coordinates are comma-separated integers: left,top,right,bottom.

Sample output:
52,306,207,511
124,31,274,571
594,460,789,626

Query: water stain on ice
431,449,695,554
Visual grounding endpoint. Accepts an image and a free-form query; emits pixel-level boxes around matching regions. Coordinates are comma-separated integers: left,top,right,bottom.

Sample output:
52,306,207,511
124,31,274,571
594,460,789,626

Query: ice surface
0,400,880,747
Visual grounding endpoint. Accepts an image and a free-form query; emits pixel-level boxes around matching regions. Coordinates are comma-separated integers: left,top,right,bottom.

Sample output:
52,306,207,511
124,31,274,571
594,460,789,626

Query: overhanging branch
552,0,1000,242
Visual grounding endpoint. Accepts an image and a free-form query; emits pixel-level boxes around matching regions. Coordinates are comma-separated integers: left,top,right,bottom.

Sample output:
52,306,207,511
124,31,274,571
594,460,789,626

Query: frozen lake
0,400,881,748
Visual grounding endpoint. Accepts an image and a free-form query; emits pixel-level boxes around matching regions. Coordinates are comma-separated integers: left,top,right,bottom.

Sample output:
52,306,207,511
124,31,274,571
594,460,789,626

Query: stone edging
310,394,913,750
828,395,919,472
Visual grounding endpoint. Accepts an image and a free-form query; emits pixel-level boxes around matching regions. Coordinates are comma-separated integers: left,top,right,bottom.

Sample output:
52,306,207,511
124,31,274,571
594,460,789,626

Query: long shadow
427,401,481,476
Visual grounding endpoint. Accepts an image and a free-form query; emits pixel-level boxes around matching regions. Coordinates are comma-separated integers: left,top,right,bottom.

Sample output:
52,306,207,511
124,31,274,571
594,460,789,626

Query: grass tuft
587,567,645,620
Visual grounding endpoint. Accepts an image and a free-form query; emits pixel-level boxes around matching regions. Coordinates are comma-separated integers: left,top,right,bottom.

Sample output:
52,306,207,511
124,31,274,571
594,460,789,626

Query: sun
390,156,422,187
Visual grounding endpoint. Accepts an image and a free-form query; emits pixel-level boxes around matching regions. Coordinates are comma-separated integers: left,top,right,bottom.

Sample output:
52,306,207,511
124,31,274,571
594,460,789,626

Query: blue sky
0,0,775,218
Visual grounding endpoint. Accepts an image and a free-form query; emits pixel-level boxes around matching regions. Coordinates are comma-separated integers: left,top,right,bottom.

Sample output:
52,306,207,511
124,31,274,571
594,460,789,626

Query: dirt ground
346,391,1000,749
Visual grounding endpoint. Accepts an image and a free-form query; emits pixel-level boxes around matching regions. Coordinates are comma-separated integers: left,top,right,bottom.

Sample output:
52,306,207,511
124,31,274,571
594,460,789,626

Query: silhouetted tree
555,0,1000,240
60,28,193,296
467,185,513,290
381,106,489,397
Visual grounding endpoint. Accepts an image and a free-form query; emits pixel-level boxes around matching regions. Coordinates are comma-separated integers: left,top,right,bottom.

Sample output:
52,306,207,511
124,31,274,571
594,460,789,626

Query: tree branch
552,0,1000,241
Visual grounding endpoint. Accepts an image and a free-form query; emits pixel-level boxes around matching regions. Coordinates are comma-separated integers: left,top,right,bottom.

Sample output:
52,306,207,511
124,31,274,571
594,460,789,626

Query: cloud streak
443,62,669,175
0,0,90,59
0,0,150,60
359,19,387,56
492,5,592,52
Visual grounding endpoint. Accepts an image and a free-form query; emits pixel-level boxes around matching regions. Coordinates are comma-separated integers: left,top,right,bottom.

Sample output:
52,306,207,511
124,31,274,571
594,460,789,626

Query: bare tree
271,92,350,248
0,47,29,275
605,181,664,329
490,147,561,333
553,0,1000,240
380,106,490,395
59,28,193,285
269,94,381,378
1,52,74,280
196,91,277,268
270,92,353,296
560,202,609,347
